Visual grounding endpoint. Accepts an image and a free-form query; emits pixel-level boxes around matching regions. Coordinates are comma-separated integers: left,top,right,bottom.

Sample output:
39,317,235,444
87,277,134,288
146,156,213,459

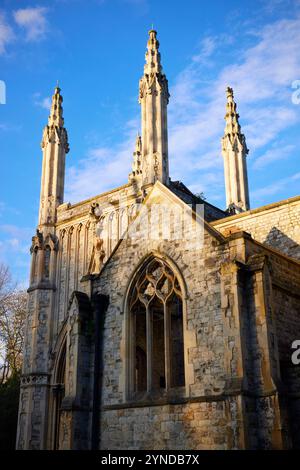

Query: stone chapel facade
16,30,300,450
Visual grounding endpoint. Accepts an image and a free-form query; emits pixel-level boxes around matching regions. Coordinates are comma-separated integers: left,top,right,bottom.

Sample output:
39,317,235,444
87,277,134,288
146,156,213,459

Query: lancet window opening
128,257,185,397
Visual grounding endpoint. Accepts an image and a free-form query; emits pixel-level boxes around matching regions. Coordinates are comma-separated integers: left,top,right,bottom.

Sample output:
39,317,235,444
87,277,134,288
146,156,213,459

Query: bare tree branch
0,263,27,384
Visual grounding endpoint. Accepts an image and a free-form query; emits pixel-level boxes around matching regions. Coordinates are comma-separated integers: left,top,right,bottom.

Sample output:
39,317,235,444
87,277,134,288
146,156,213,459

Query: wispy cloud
33,92,51,110
0,224,32,284
0,224,32,241
65,13,300,207
253,143,296,169
65,119,139,202
168,15,300,201
0,12,14,54
13,7,49,42
0,122,23,133
0,224,32,253
190,35,233,65
192,37,216,62
253,172,300,199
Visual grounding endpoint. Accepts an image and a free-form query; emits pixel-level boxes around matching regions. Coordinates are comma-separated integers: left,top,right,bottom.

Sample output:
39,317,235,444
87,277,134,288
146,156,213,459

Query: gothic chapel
17,30,300,450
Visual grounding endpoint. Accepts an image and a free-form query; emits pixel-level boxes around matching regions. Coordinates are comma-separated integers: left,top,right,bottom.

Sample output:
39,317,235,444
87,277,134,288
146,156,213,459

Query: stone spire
222,87,250,214
144,28,163,75
48,84,65,128
137,29,170,187
39,85,69,228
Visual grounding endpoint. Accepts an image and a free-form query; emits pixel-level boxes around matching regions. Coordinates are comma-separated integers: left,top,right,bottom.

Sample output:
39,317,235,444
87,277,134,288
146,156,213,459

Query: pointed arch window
128,258,185,398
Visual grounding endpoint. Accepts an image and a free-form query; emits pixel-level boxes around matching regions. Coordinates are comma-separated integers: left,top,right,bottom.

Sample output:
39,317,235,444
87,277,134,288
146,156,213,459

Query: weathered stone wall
17,285,53,449
53,183,142,343
92,203,300,449
212,196,300,260
242,246,300,449
92,188,250,449
18,177,300,449
271,256,300,449
100,400,240,450
95,237,230,402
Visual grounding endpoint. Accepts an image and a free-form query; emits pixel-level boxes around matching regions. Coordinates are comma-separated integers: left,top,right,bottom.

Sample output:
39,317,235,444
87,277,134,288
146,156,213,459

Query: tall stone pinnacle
136,29,170,187
39,85,69,227
222,87,250,214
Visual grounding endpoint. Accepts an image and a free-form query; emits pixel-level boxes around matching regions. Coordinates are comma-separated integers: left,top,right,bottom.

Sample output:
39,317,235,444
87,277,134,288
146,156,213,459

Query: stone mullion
146,305,153,392
131,310,136,394
126,300,135,400
164,301,171,391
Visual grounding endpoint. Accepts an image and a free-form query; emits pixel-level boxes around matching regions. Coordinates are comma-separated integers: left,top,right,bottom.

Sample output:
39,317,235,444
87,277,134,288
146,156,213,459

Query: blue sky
0,0,300,285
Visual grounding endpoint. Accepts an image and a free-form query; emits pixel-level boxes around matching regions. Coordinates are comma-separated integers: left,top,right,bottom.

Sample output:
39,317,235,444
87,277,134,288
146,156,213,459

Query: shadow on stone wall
264,227,300,260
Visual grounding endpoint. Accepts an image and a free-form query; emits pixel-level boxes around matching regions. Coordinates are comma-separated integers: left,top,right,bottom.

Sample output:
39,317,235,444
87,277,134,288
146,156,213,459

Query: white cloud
65,14,300,206
243,107,298,150
0,224,32,240
65,120,139,202
191,37,217,64
253,172,300,199
13,7,48,42
0,12,14,54
33,92,51,110
8,238,20,249
65,141,131,202
167,15,300,199
0,224,32,276
252,143,296,169
40,97,51,110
